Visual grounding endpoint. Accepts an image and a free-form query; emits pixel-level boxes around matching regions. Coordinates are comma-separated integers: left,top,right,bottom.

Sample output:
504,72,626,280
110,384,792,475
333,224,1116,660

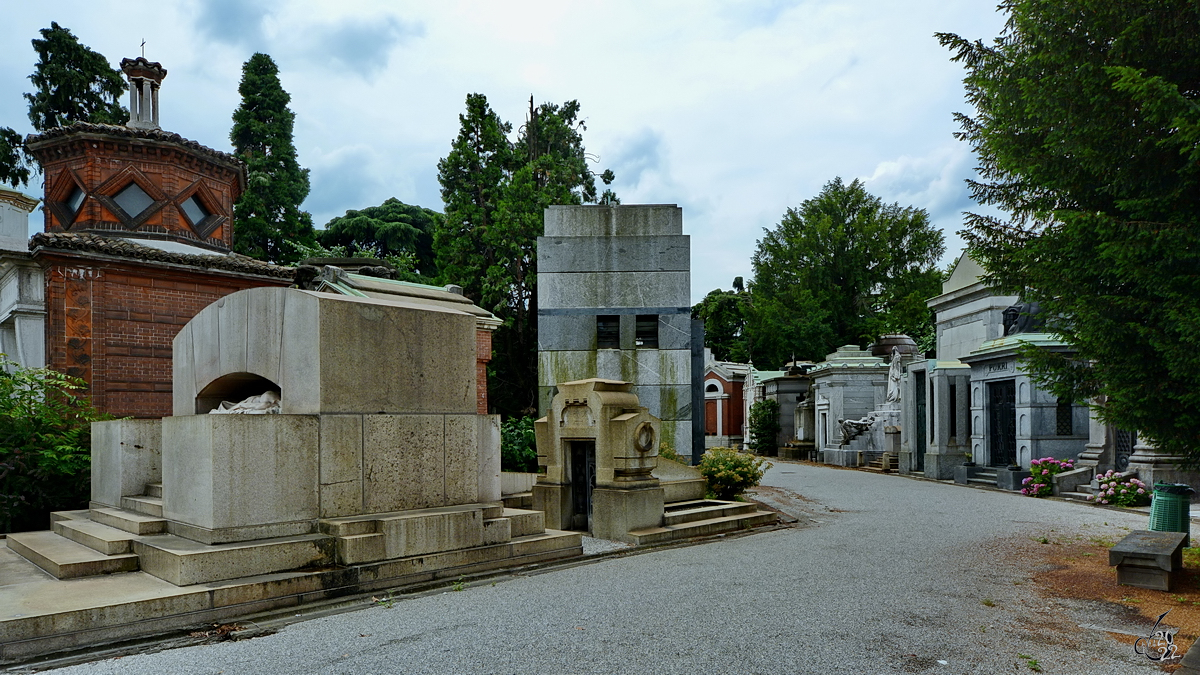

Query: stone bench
1109,530,1188,591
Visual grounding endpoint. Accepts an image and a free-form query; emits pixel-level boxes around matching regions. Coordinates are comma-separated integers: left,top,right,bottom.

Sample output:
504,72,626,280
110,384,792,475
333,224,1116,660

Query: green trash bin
1149,483,1194,544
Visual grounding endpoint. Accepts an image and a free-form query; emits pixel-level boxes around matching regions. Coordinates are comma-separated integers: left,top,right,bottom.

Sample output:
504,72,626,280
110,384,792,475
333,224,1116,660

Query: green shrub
699,447,771,500
500,416,538,473
748,399,781,456
0,357,109,533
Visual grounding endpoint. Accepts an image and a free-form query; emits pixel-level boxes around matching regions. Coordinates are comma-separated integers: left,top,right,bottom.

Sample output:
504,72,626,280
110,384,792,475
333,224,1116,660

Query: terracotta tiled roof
26,122,243,170
30,232,293,279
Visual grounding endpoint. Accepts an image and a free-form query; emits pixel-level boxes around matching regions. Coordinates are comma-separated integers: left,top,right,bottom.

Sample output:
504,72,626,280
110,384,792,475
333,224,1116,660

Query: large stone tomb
533,378,774,544
3,287,581,661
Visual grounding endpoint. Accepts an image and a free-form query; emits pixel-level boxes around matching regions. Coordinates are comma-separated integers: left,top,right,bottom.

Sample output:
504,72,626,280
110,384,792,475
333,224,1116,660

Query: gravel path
42,462,1168,674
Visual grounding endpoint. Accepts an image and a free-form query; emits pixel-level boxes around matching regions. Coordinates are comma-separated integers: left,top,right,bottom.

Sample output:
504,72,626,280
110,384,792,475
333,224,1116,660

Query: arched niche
195,372,281,414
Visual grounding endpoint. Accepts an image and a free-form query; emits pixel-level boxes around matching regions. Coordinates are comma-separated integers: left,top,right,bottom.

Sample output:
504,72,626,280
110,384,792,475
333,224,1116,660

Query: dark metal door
1115,429,1136,473
569,440,596,531
988,380,1016,466
914,371,927,471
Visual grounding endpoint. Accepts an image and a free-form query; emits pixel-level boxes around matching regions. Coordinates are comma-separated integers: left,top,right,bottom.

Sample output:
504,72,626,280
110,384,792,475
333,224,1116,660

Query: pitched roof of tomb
312,267,501,328
31,232,294,278
941,250,986,295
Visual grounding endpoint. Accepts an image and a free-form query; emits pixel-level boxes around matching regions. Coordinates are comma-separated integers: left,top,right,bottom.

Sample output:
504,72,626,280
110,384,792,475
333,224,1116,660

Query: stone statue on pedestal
886,346,903,403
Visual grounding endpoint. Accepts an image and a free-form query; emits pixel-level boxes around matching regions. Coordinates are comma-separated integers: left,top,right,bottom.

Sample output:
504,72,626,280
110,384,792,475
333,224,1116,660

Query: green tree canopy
230,53,315,264
938,0,1200,461
318,198,442,282
748,178,945,369
0,22,126,187
692,280,750,363
436,94,615,417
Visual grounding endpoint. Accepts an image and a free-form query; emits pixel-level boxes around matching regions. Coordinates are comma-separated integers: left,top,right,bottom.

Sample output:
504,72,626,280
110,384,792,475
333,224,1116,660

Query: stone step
502,508,546,537
967,478,998,487
134,533,335,586
663,500,756,526
145,482,163,498
628,510,777,545
483,517,512,545
1060,491,1094,502
6,530,139,579
120,495,164,518
90,506,167,535
501,491,533,510
52,517,138,555
49,509,90,524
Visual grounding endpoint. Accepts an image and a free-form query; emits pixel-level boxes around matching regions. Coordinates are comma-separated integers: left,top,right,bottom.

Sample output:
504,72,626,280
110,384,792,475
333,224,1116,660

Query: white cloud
0,0,1009,299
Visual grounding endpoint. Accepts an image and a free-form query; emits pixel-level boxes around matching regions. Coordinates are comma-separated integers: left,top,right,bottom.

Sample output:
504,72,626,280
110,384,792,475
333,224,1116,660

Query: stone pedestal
90,419,162,509
591,483,665,543
954,464,980,485
1127,440,1200,493
996,467,1031,491
926,454,962,481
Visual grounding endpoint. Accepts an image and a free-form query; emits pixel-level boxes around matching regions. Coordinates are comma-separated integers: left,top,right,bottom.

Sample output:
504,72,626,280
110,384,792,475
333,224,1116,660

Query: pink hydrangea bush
1020,457,1076,497
1087,470,1150,507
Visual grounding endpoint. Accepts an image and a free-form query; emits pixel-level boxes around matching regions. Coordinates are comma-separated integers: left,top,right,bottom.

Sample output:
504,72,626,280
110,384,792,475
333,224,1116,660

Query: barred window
635,315,659,348
1056,397,1073,436
597,315,620,349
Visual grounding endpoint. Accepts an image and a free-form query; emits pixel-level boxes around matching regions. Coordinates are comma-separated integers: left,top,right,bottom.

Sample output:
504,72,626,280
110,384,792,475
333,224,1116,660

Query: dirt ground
1028,523,1199,672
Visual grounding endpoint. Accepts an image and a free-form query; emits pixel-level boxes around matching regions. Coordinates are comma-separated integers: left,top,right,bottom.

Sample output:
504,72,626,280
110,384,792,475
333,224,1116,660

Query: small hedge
0,357,109,533
500,416,538,473
699,447,771,500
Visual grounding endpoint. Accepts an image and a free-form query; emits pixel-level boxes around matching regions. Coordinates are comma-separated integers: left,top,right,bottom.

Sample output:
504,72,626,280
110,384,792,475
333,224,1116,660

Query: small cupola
121,57,168,130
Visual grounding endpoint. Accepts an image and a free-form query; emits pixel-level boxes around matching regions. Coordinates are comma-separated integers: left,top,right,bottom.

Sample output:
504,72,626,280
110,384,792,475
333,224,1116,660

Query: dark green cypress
230,53,315,264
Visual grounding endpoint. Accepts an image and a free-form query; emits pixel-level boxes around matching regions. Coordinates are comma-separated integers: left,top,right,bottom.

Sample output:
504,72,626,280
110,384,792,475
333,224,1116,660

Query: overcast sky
1,1,1007,303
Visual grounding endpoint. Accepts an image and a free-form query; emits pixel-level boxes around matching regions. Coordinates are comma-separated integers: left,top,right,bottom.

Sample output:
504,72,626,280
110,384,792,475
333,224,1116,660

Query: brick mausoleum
12,56,292,417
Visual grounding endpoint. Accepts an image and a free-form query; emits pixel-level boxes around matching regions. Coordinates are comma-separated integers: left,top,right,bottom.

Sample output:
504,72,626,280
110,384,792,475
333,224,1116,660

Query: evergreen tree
748,178,944,368
436,94,615,417
25,22,126,132
938,1,1200,461
318,198,442,282
692,281,750,363
230,53,315,264
1,22,126,187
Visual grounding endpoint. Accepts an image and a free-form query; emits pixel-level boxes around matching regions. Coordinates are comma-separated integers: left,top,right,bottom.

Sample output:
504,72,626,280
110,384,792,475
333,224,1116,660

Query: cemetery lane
44,462,1162,675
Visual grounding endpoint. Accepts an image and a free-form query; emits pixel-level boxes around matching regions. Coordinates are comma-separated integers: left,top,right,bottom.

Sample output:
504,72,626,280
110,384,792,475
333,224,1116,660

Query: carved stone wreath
634,422,656,453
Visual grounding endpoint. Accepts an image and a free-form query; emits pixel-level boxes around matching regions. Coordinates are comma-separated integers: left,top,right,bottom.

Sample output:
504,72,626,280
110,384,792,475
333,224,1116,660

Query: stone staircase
967,467,999,488
7,482,171,580
8,483,573,587
627,500,776,545
864,454,898,474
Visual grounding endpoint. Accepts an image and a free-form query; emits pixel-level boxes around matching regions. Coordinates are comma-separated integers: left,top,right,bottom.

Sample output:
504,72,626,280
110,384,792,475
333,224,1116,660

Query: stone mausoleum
537,204,704,462
2,286,580,661
901,252,1091,487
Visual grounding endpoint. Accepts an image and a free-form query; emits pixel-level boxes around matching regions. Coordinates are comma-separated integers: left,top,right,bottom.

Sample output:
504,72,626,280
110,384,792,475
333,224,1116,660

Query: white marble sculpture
886,346,903,403
209,390,281,415
838,414,876,444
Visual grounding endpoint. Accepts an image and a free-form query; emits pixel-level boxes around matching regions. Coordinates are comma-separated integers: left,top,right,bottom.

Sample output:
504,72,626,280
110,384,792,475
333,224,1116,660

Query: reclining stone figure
838,414,876,445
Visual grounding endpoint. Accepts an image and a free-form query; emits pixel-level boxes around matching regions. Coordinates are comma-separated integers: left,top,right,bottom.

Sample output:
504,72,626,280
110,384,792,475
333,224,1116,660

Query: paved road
46,463,1166,675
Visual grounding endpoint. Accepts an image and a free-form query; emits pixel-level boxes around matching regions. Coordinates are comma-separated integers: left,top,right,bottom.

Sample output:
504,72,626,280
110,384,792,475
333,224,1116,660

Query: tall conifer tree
230,53,314,264
436,94,615,417
938,1,1200,461
1,22,126,187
